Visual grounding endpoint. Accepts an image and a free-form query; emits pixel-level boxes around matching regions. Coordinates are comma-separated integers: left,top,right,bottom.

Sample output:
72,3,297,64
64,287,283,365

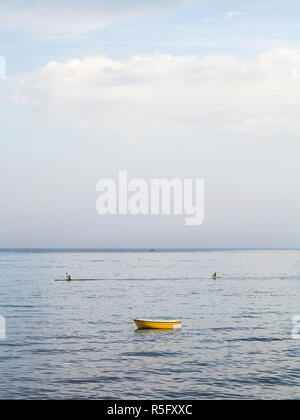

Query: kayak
55,278,93,281
134,319,182,330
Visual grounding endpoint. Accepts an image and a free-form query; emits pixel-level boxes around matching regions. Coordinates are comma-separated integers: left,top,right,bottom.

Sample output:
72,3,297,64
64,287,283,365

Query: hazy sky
1,0,300,248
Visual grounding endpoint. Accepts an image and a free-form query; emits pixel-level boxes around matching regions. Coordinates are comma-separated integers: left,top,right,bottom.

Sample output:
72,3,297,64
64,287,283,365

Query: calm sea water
0,249,299,400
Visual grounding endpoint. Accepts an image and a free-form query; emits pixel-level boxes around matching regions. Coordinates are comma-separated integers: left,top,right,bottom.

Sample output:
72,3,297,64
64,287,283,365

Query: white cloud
9,48,300,138
224,11,245,20
3,47,300,248
203,17,216,24
0,0,195,37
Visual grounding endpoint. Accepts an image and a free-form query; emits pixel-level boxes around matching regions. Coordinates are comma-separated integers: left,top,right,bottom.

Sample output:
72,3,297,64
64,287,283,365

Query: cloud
203,17,216,24
3,47,300,248
0,0,195,37
9,48,300,139
224,11,245,20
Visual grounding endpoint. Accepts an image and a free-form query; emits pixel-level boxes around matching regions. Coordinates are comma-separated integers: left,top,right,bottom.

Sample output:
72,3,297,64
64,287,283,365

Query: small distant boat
134,319,182,330
55,278,95,282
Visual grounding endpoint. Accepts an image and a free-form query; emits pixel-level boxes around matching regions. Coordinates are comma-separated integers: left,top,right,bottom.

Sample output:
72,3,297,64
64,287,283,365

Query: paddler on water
212,272,217,279
66,272,72,281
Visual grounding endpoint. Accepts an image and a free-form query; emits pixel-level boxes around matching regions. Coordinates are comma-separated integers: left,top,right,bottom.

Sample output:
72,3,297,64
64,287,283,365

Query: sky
0,0,300,248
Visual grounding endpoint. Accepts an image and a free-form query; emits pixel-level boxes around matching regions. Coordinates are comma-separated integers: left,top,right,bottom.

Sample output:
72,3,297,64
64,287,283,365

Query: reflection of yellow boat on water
135,328,179,334
134,319,182,330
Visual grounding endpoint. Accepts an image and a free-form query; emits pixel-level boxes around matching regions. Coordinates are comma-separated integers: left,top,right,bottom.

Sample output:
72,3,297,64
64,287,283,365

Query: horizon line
0,247,299,251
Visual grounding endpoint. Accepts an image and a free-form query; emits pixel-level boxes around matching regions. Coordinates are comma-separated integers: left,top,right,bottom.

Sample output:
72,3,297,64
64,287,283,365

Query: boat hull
134,319,182,330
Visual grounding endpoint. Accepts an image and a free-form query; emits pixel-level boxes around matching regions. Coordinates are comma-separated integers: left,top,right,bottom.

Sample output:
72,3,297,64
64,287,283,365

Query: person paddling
212,272,217,279
66,272,72,281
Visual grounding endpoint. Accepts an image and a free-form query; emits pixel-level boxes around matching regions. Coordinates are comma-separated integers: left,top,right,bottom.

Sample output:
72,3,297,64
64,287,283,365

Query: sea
0,249,299,400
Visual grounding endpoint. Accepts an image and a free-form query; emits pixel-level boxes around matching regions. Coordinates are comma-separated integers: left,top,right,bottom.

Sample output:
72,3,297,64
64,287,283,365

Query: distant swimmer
66,272,72,281
212,272,217,279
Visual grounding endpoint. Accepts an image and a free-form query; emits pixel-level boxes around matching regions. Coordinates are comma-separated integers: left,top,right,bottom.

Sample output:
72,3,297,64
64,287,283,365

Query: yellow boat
134,319,182,330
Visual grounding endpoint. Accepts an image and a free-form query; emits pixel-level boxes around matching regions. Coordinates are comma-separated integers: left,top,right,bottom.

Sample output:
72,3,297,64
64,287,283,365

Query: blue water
0,249,299,399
